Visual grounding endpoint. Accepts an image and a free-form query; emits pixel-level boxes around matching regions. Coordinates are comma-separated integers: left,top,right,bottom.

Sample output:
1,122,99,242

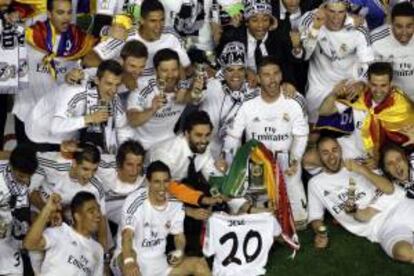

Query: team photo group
0,0,414,275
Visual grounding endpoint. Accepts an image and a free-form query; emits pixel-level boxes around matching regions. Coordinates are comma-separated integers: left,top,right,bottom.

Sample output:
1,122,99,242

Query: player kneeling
113,161,211,276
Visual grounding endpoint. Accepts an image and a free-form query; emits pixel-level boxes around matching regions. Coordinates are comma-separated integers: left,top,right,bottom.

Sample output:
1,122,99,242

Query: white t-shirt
127,79,186,149
224,93,309,156
40,223,104,276
148,135,221,181
94,28,190,77
122,193,184,272
203,212,281,276
200,78,258,158
371,25,414,101
13,43,80,122
97,154,145,225
307,167,402,241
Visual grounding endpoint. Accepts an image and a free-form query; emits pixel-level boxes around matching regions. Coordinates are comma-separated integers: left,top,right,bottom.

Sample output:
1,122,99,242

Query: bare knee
392,241,414,263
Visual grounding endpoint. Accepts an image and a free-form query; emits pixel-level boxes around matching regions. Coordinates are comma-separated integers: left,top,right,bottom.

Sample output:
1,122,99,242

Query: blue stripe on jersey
90,177,105,199
67,92,87,109
126,191,147,215
140,79,157,99
370,28,390,44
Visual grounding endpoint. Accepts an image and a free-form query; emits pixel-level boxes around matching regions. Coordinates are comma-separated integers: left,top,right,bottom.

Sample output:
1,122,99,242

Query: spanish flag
26,20,96,79
210,139,300,251
341,87,414,156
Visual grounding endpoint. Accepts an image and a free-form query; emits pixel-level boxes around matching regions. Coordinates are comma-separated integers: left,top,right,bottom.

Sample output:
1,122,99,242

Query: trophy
191,63,205,101
345,177,357,213
158,79,167,104
249,159,265,193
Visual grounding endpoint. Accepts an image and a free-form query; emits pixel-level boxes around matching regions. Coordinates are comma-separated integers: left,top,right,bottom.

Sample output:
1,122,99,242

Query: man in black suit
217,0,304,88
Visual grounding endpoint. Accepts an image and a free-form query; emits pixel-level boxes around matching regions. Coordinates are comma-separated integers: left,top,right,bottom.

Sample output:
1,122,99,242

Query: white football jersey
33,154,106,217
97,155,145,224
371,25,414,101
307,167,403,241
300,12,374,122
13,43,79,122
224,93,309,155
203,212,281,276
40,223,104,276
121,192,184,268
94,28,190,77
127,79,186,149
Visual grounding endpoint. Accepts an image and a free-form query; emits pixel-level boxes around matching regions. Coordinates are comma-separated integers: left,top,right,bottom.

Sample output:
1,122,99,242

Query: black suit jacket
217,25,300,86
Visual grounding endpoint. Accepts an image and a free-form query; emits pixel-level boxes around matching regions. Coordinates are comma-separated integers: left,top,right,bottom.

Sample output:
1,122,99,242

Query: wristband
123,257,135,265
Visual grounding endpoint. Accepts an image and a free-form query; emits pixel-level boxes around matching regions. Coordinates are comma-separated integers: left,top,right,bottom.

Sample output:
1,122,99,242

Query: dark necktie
187,154,197,180
254,39,263,69
285,11,291,30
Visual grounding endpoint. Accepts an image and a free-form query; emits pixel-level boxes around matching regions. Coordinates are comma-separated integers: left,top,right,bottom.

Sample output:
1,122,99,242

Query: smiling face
318,138,343,173
392,15,414,45
118,153,144,183
123,56,147,80
246,13,272,40
383,149,409,182
185,124,212,154
368,74,392,103
96,71,122,102
156,59,180,92
140,10,164,41
71,160,98,185
48,0,72,33
148,171,170,205
223,65,245,91
74,199,102,234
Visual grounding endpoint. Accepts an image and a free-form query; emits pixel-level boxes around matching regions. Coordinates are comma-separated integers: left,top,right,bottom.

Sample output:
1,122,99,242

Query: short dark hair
391,2,414,21
367,62,393,81
379,143,408,180
257,56,281,73
146,161,171,180
140,0,164,19
9,145,38,175
120,40,148,60
74,143,101,165
70,191,97,224
96,59,123,79
316,135,339,151
153,49,180,70
116,140,145,168
47,0,71,12
182,110,213,133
